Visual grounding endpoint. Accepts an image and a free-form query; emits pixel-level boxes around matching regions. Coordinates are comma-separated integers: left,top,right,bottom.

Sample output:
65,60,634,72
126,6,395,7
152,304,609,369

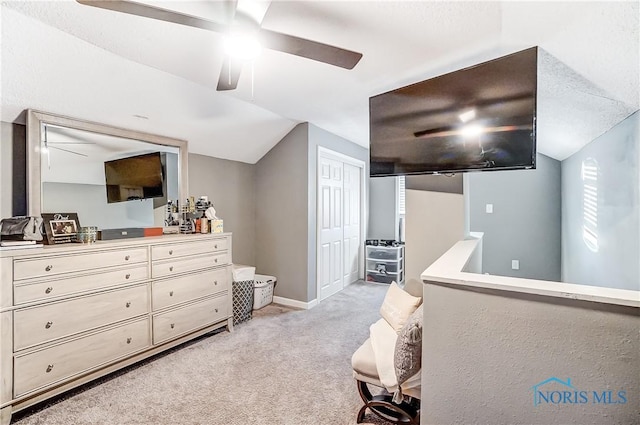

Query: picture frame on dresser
41,212,80,245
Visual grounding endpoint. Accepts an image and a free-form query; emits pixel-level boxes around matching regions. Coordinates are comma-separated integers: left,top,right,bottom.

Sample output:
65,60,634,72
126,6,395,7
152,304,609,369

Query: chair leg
355,380,420,425
356,404,369,423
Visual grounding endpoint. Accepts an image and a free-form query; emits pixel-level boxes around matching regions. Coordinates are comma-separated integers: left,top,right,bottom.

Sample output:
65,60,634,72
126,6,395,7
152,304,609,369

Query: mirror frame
26,109,189,219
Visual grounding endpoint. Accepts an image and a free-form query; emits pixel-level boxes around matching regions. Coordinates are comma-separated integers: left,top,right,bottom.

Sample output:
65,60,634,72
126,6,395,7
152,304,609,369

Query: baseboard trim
273,296,318,310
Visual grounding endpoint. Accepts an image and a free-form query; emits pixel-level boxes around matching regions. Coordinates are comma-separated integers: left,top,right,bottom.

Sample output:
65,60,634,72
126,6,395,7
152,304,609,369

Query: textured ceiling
1,1,638,163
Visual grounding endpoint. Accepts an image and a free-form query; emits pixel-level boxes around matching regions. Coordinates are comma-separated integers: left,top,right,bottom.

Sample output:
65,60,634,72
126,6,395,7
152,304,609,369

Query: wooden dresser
0,233,233,425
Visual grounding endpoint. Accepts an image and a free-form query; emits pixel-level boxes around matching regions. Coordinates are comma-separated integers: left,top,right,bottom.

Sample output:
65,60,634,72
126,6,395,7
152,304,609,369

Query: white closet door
343,163,361,285
318,156,344,301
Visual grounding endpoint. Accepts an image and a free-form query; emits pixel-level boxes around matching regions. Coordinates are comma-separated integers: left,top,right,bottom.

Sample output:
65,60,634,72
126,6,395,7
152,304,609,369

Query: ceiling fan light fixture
459,109,476,123
460,124,483,138
223,33,261,61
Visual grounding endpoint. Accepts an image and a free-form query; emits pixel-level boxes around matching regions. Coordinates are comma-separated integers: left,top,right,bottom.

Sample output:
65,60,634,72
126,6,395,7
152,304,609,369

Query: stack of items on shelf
170,196,224,235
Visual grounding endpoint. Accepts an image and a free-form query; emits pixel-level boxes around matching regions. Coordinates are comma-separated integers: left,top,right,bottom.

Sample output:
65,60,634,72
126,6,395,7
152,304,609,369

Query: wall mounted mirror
27,110,188,230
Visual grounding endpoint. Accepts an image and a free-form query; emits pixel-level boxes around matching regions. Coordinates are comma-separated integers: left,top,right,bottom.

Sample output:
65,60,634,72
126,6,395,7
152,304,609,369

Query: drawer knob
169,250,173,255
45,321,53,329
45,265,53,272
215,308,218,313
126,302,131,308
125,255,130,261
127,337,132,344
214,258,218,263
170,323,175,329
214,280,218,286
46,364,54,373
45,287,53,294
214,244,218,249
169,266,174,272
169,291,174,297
125,274,131,280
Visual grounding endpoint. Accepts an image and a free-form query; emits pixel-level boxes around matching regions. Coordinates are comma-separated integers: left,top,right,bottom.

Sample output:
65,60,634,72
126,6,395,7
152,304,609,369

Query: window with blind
398,176,406,216
581,158,599,252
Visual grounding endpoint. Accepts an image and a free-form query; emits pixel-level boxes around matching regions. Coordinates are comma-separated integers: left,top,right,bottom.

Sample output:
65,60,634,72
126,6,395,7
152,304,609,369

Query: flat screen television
104,152,164,203
369,47,537,177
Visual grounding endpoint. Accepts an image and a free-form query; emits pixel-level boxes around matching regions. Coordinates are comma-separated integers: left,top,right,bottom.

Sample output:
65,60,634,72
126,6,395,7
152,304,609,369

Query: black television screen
369,47,537,177
104,152,164,203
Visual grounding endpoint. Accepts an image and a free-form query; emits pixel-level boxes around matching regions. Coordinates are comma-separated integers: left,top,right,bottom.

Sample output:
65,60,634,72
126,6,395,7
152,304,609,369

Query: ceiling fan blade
258,28,362,70
217,57,244,91
235,0,271,26
50,146,89,157
76,0,228,33
48,142,96,145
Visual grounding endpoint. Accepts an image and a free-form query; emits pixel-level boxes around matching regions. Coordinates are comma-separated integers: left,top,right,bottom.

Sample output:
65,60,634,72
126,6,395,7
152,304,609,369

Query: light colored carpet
12,281,395,425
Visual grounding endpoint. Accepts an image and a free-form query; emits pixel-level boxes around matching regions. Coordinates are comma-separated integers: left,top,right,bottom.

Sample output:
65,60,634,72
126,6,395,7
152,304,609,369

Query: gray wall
255,123,369,303
43,182,155,229
467,154,562,281
1,122,27,219
189,153,256,266
255,123,310,301
307,124,369,302
561,112,639,290
367,176,398,240
422,282,640,425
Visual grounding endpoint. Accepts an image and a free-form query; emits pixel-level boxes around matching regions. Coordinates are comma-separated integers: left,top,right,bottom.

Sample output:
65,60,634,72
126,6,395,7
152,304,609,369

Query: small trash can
232,264,255,325
253,274,277,310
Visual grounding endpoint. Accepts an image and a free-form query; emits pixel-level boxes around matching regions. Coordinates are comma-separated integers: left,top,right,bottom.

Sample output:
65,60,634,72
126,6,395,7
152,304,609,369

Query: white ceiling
1,1,638,164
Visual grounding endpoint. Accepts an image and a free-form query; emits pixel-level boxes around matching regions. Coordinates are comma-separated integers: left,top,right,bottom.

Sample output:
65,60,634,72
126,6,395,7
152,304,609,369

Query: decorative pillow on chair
393,306,423,403
379,282,422,332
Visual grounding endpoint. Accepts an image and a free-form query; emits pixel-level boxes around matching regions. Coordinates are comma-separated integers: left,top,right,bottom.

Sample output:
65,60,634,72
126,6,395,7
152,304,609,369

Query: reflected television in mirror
104,152,165,203
369,47,538,177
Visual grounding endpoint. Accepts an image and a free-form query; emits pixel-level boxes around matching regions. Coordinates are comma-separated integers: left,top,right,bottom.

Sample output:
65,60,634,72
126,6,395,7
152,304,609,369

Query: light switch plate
511,260,520,270
486,203,493,214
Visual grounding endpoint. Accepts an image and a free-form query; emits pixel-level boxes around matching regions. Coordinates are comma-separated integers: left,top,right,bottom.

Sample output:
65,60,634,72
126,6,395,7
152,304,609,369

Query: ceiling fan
43,126,94,158
76,0,363,91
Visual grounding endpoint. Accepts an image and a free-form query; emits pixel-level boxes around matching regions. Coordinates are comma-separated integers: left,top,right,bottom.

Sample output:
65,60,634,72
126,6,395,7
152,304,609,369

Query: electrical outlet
486,203,493,214
511,260,520,270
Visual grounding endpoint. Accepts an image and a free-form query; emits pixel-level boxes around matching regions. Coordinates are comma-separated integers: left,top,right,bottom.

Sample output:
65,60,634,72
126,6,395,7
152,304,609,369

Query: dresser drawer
14,318,150,397
14,284,149,350
151,238,229,261
151,252,229,278
14,264,149,305
152,268,229,311
14,247,148,281
152,295,228,345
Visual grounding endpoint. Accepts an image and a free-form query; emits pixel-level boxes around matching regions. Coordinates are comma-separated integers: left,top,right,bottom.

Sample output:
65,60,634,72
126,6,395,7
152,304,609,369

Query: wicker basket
232,279,254,325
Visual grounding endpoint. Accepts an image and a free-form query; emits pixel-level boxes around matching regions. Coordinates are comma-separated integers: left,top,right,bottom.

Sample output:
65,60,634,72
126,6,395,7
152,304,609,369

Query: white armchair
351,281,423,424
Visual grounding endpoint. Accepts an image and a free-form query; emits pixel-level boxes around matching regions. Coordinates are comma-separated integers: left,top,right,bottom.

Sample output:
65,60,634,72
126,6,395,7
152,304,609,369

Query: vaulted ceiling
2,1,638,164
